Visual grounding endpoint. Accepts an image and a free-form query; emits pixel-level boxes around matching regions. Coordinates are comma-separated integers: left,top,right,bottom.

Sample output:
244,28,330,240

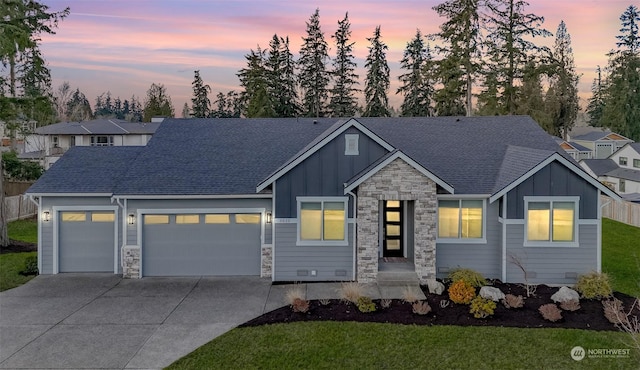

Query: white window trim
296,196,349,246
523,196,579,248
436,197,487,244
345,134,359,155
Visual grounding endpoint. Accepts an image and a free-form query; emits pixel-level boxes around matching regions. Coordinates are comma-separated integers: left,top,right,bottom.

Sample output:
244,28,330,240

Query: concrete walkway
0,274,422,369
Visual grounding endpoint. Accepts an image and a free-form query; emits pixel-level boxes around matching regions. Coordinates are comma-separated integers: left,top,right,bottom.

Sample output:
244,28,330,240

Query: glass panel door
383,201,403,257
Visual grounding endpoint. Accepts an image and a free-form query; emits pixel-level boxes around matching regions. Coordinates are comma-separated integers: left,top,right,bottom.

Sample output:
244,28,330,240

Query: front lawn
8,218,38,244
602,218,640,297
168,322,637,369
0,251,37,291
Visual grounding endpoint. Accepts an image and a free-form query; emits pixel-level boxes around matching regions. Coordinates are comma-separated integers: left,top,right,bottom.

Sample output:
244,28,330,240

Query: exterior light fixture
127,214,136,225
42,211,51,222
266,212,272,224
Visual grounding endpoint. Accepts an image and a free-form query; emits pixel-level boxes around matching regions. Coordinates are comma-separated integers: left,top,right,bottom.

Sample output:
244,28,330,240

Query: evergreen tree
475,69,501,115
431,0,482,116
238,47,274,118
363,26,390,117
397,30,434,117
142,83,174,122
266,35,299,117
484,0,552,114
515,61,550,131
616,5,640,53
586,65,605,126
298,8,330,117
433,54,466,116
191,70,211,118
329,13,359,117
65,88,92,122
545,21,579,139
181,102,190,118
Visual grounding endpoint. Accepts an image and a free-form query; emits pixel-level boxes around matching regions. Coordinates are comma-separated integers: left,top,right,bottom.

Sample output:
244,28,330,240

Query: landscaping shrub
338,282,366,304
20,255,38,276
292,298,310,313
539,304,563,322
380,299,392,309
602,298,626,325
502,294,524,309
285,285,305,306
439,299,450,308
356,296,376,313
412,301,431,315
448,268,487,288
470,296,496,319
401,287,421,303
575,271,613,300
319,299,331,306
560,299,581,312
448,280,476,305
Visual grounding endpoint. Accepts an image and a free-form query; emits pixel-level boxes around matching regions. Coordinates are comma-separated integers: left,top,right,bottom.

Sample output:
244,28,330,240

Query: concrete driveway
0,274,288,369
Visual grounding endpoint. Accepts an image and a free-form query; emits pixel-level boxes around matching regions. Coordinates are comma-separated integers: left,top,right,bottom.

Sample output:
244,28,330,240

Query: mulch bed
242,281,640,332
0,240,37,254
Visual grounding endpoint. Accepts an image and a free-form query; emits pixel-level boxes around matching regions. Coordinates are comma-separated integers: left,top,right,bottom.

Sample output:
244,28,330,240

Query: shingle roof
35,119,160,135
580,159,619,176
29,116,577,196
567,142,590,151
26,146,144,194
606,167,640,182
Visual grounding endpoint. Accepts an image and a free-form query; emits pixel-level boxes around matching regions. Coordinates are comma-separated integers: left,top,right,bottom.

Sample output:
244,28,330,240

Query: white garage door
142,213,261,276
58,211,115,272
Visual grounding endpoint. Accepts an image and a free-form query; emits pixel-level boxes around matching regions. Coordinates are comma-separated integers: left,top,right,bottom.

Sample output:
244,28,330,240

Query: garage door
142,213,261,276
58,211,115,272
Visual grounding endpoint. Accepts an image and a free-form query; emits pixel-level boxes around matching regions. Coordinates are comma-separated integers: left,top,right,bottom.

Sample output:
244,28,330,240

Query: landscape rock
480,286,505,302
551,286,580,303
426,279,445,295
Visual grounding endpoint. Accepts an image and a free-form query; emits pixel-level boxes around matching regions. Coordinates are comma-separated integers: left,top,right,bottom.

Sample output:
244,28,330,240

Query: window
619,156,628,166
634,159,640,168
205,214,230,224
345,134,359,155
144,215,169,224
176,214,199,224
437,199,484,239
619,179,626,192
525,198,577,245
298,198,347,244
91,212,114,222
90,136,114,146
61,212,86,222
52,136,59,148
235,214,261,224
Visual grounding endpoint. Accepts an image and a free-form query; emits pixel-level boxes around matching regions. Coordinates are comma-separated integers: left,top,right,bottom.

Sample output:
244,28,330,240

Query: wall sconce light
42,211,51,222
127,214,136,225
266,212,272,224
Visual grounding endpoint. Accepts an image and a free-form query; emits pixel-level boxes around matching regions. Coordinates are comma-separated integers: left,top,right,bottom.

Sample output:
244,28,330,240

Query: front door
383,200,403,257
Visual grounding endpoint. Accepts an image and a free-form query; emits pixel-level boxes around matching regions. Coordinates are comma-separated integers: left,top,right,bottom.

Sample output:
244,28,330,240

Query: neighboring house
555,138,592,161
25,116,619,285
20,119,160,169
569,128,634,159
581,143,640,201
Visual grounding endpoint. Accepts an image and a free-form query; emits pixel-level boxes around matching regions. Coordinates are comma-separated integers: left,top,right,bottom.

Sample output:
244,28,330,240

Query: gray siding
436,201,502,279
505,223,598,285
275,127,388,218
40,196,120,274
274,223,354,281
126,198,272,246
506,160,598,219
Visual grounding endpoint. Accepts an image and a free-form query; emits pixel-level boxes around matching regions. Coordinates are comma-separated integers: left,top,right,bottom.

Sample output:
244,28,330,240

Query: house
569,128,634,159
20,118,160,169
555,138,592,161
25,116,619,285
581,143,640,201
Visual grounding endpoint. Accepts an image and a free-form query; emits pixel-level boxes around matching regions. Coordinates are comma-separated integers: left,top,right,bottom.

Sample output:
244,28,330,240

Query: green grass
602,218,640,297
168,322,638,369
0,251,36,291
8,218,38,244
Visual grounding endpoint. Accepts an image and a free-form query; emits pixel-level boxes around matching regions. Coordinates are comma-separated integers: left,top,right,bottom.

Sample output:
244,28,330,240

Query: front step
376,270,421,287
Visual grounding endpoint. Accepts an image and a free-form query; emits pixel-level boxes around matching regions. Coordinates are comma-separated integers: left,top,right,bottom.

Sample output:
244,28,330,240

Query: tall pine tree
586,65,605,127
191,70,211,118
329,13,359,117
363,26,390,117
266,35,299,117
397,30,434,117
298,8,330,117
238,48,274,118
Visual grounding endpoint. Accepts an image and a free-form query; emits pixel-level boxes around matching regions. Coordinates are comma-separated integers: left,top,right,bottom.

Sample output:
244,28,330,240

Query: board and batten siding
436,200,502,280
506,160,598,220
505,223,598,284
40,196,121,274
275,127,388,218
274,223,354,281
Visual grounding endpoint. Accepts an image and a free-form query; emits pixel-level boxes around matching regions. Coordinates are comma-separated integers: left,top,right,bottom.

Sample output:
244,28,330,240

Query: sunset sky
39,0,631,115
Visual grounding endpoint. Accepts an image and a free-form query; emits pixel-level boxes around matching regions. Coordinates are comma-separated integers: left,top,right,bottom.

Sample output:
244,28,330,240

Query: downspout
347,191,357,281
27,195,42,273
112,196,126,272
501,196,507,283
597,191,608,273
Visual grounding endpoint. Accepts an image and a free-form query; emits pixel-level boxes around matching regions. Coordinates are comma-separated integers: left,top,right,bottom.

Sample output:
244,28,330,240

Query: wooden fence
5,195,37,222
601,195,640,228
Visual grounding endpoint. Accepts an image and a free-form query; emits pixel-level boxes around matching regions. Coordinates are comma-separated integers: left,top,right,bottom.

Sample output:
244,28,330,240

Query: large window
634,159,640,168
437,199,484,240
298,198,347,245
525,198,577,245
91,136,114,146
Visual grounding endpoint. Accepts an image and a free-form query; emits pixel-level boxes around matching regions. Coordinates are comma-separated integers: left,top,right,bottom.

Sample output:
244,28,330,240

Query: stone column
122,245,140,279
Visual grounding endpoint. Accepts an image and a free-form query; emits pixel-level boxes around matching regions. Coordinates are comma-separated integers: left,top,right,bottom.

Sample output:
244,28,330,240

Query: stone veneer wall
122,245,140,279
261,245,273,278
356,158,437,283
